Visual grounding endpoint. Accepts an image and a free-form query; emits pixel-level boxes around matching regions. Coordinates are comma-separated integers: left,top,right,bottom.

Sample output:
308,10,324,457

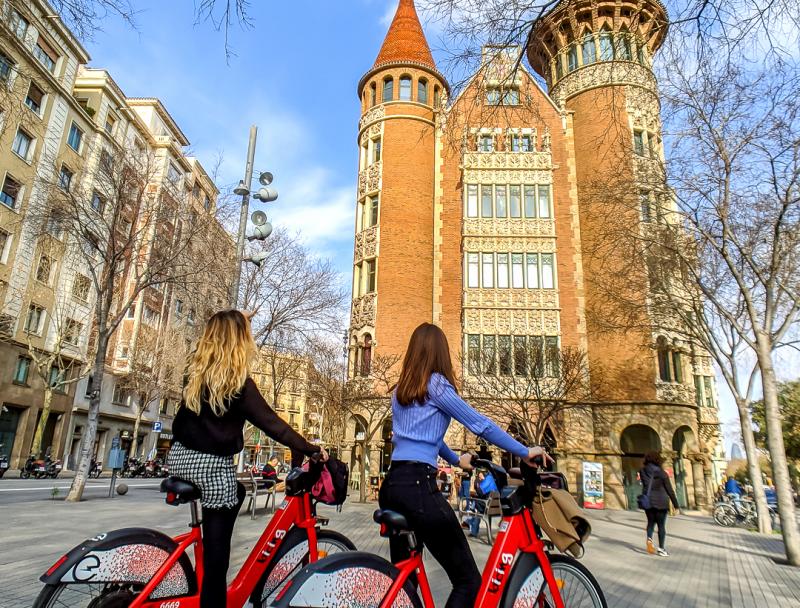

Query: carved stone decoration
462,288,560,310
542,127,551,152
551,62,659,106
357,161,382,198
354,232,364,262
656,381,693,404
359,105,386,132
463,151,552,171
462,235,557,253
462,218,556,238
350,292,377,331
353,227,379,263
462,169,553,184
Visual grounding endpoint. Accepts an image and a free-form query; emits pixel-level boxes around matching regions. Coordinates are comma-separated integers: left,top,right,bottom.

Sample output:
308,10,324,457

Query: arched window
636,40,646,64
616,29,633,61
599,28,614,61
433,85,441,108
656,336,671,382
418,78,428,104
382,77,394,102
671,343,683,383
361,334,372,376
370,82,377,106
554,54,563,80
581,33,597,64
567,44,578,72
399,75,412,101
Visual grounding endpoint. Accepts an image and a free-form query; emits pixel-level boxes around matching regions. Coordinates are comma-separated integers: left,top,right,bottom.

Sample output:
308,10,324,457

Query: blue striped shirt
390,373,529,468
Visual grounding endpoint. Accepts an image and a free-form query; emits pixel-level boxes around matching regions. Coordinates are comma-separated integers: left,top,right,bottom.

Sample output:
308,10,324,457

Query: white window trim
0,228,11,264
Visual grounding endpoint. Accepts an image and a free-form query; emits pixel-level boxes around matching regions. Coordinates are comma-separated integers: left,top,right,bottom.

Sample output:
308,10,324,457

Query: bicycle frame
133,492,318,608
378,506,564,608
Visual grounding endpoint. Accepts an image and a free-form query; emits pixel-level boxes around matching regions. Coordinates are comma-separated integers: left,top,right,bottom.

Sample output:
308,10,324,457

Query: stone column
691,456,708,509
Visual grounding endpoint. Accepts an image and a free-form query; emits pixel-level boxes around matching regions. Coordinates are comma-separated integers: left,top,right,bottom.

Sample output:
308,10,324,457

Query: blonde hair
182,310,257,416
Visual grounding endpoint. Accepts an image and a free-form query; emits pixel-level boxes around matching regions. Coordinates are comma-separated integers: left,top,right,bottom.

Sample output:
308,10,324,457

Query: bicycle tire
502,553,607,608
33,583,139,607
251,528,356,607
272,551,423,608
713,504,736,527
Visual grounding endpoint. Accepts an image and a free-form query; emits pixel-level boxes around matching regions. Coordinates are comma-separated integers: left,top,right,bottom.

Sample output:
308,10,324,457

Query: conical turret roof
373,0,437,71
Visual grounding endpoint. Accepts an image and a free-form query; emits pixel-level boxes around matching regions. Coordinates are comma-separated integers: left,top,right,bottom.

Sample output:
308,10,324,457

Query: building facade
345,0,724,509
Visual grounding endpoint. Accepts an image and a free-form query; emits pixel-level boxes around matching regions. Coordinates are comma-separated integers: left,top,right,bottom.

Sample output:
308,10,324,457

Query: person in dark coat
640,452,679,556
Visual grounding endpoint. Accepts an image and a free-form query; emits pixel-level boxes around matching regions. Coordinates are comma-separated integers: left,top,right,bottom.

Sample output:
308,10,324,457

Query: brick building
344,0,725,509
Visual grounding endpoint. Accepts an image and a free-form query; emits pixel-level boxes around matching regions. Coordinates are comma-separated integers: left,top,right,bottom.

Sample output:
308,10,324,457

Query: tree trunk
30,388,54,458
130,407,143,460
756,341,800,566
66,336,107,502
359,442,368,503
735,397,772,534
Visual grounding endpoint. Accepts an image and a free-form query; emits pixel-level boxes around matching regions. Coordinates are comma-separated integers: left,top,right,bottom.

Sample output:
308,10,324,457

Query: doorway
620,424,661,510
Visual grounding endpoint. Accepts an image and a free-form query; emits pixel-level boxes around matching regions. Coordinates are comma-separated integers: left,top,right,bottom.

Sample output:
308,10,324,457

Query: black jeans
645,508,668,549
379,462,481,608
200,482,246,608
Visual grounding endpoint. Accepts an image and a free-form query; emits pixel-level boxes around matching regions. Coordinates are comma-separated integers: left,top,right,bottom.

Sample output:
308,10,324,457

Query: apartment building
0,0,93,468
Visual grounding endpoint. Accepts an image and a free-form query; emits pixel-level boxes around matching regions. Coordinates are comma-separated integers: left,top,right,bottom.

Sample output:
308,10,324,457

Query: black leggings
645,508,668,549
379,462,481,608
200,482,246,608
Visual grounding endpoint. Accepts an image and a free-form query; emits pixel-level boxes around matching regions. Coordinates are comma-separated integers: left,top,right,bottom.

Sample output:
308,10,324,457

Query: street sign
153,421,163,433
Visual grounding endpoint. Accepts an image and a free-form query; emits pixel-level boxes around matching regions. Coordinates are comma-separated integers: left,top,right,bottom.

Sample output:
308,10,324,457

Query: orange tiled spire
373,0,437,70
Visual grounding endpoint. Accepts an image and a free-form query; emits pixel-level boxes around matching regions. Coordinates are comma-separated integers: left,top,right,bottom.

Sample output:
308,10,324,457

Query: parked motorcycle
43,455,62,478
146,458,168,478
122,457,146,478
0,444,9,478
20,455,47,479
89,459,103,478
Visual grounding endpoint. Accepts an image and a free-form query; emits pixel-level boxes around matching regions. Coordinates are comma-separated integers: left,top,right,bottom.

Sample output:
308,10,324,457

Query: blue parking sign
153,421,163,433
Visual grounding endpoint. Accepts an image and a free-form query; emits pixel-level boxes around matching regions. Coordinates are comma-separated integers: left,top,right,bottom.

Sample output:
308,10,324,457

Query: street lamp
229,125,280,306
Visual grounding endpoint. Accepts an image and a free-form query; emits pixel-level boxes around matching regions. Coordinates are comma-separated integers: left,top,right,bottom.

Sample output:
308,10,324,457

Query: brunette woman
168,310,324,607
380,322,551,608
640,451,679,556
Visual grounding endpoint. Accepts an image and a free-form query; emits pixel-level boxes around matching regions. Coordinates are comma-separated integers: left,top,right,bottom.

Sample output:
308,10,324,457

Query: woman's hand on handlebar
319,447,329,462
525,446,554,468
459,452,475,471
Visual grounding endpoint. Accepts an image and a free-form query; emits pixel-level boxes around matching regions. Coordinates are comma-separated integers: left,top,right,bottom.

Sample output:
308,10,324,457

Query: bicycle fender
39,527,197,600
500,552,545,606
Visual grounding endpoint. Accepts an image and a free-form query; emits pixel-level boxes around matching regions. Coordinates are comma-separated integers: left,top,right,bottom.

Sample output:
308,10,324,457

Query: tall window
497,253,509,288
554,55,563,80
434,86,441,108
672,351,683,383
371,138,382,164
67,122,83,152
49,366,67,390
362,334,372,376
33,38,58,73
703,377,714,407
637,41,646,64
0,229,9,263
59,165,73,191
36,255,53,284
541,254,555,288
545,337,560,376
418,78,428,104
498,336,512,375
72,275,91,301
657,337,671,382
467,334,480,375
616,31,633,61
526,254,539,288
509,185,521,217
511,134,533,152
503,88,520,105
367,195,379,227
13,356,31,384
511,254,524,288
483,335,497,374
538,184,551,218
567,45,579,72
466,184,478,217
495,185,507,218
514,336,528,376
370,82,377,106
25,82,44,114
481,184,493,217
91,192,105,213
1,175,21,209
9,10,28,40
366,259,377,292
105,113,116,135
399,76,412,101
599,30,614,60
0,52,13,83
478,134,494,152
524,185,536,218
467,253,479,288
486,87,501,105
633,130,645,156
12,129,32,160
25,304,44,334
64,319,82,345
481,253,494,288
640,191,651,222
382,77,393,102
582,34,597,64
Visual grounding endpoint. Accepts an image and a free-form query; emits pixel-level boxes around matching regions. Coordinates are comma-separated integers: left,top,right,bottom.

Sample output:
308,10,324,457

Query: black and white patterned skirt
167,441,238,509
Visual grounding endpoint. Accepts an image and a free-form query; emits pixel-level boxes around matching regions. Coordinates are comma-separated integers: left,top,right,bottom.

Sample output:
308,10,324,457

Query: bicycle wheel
34,583,140,607
252,528,355,607
272,551,422,608
713,503,736,527
503,553,607,608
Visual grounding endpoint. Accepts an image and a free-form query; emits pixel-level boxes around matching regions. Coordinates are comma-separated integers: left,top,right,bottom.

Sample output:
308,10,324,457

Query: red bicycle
272,459,606,607
34,459,355,607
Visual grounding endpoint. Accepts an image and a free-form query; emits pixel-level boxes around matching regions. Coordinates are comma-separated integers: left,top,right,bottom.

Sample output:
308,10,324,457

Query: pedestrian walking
640,452,679,557
379,322,552,607
168,309,324,607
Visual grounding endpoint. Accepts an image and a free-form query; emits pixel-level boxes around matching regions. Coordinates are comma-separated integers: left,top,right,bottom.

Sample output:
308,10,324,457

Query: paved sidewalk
1,485,799,606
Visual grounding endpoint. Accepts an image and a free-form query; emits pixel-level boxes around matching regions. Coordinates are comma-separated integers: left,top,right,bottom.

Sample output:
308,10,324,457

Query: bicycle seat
161,476,202,505
373,509,412,537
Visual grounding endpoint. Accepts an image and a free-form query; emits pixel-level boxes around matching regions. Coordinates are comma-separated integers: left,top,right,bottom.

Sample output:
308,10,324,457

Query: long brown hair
182,309,257,416
395,323,458,406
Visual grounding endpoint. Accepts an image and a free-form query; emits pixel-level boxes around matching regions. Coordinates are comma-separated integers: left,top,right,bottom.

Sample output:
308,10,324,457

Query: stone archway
672,426,697,509
620,424,661,510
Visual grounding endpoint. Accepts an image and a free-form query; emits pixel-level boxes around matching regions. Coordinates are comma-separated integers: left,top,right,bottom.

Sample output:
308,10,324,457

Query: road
0,475,163,505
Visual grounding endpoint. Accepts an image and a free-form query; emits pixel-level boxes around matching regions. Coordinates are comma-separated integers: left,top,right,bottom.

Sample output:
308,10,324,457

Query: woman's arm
438,441,460,466
429,374,528,460
239,378,318,467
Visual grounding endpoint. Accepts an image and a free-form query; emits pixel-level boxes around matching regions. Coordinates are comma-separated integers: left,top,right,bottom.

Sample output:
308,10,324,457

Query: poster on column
582,461,605,509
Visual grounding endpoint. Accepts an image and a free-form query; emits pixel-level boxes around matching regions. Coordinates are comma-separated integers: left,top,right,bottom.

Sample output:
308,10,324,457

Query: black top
173,377,317,466
640,463,680,510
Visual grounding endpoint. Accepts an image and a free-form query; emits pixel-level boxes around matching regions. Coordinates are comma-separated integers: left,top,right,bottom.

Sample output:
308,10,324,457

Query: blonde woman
168,310,324,607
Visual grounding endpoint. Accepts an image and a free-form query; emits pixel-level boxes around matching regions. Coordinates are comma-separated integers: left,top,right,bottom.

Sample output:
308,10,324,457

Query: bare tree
342,353,401,503
306,338,351,452
53,140,233,502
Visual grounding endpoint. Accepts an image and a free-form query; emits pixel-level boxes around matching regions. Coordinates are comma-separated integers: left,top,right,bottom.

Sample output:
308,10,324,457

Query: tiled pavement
2,485,799,607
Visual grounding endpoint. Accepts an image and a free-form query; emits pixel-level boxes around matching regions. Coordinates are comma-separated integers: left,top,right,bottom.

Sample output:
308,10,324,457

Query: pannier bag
302,458,349,506
532,487,591,558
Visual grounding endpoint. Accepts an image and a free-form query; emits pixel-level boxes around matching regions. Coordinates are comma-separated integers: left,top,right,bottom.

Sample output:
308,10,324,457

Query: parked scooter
89,459,103,478
20,455,47,479
0,444,9,478
44,455,63,478
122,457,146,478
145,458,168,478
